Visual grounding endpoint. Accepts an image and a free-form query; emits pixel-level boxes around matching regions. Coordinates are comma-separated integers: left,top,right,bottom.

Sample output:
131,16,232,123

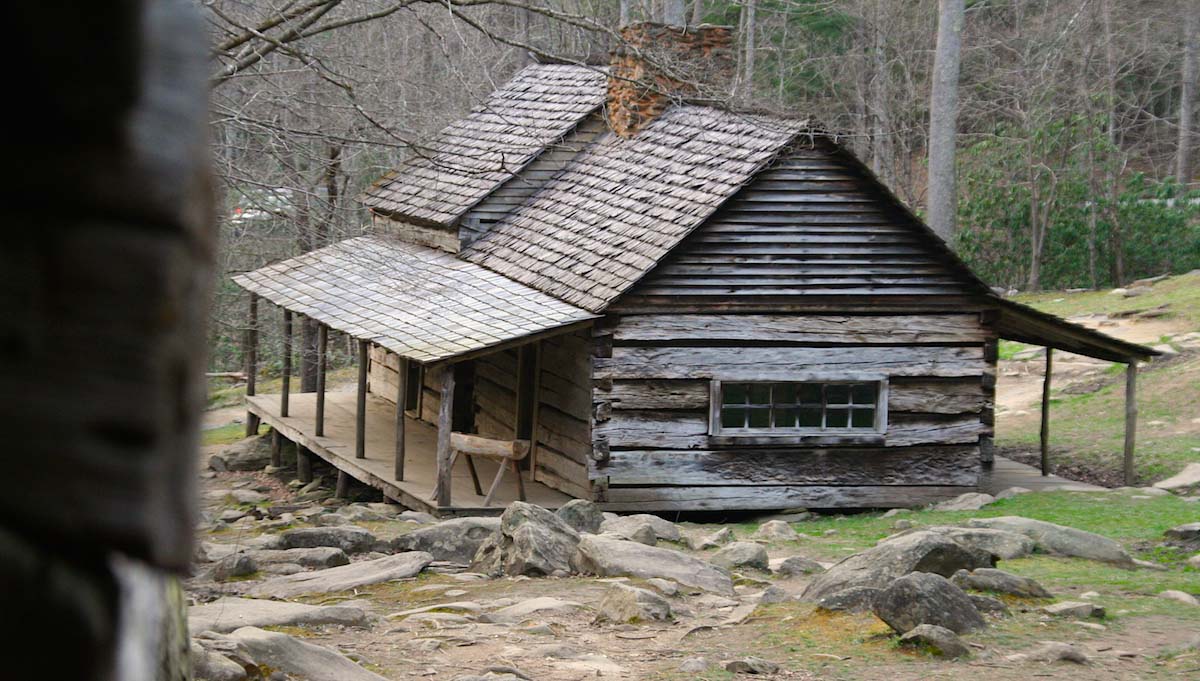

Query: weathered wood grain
612,314,985,344
595,346,984,380
602,379,709,410
598,446,980,486
888,378,986,414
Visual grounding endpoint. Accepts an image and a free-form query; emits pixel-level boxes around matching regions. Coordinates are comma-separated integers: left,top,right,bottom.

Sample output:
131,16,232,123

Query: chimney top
606,22,734,138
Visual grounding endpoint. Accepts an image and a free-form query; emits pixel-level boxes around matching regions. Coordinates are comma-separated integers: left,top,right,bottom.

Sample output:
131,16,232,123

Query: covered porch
245,391,571,515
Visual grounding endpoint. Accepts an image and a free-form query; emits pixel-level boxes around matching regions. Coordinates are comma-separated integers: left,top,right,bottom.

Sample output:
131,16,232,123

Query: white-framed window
709,378,888,436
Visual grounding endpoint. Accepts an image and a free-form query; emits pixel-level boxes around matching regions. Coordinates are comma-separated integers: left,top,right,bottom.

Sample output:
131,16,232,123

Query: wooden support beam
1124,362,1138,486
297,446,312,483
244,293,260,437
1040,347,1053,476
315,324,327,437
394,357,408,481
336,470,350,498
281,309,293,417
270,429,282,468
356,340,368,459
435,367,456,507
528,342,542,482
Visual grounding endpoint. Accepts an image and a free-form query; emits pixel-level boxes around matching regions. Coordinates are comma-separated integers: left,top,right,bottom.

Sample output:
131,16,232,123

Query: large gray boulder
189,597,369,634
190,640,248,681
916,526,1036,560
279,526,378,554
471,502,581,577
556,499,604,534
247,551,433,599
600,514,681,542
872,572,987,634
1165,522,1200,542
965,517,1134,566
802,530,994,602
392,517,501,564
225,626,389,681
573,535,734,595
951,568,1052,599
815,586,882,614
710,542,770,571
210,437,272,472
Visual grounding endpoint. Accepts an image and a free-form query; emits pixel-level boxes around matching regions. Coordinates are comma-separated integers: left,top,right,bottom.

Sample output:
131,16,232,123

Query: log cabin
233,23,1157,515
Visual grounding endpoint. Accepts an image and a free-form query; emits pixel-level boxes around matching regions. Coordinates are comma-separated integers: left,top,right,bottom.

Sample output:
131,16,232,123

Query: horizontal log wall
534,329,591,499
593,309,993,509
474,348,518,441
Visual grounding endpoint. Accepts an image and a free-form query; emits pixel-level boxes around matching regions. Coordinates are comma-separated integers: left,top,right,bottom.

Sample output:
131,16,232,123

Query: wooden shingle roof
232,236,597,363
360,64,607,226
460,106,808,312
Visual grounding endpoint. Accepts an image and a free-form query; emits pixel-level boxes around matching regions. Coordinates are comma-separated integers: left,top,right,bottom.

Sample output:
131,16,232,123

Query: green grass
202,422,263,446
1011,270,1200,327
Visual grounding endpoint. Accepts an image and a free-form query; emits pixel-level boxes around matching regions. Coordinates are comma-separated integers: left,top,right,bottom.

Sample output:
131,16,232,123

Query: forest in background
206,0,1199,372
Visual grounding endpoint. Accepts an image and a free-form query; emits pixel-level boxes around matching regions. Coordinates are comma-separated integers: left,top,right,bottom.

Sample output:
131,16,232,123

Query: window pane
748,408,771,428
826,384,850,404
798,383,821,404
851,383,876,405
775,407,798,428
722,407,747,429
723,383,747,405
826,408,849,428
774,383,797,404
851,408,875,429
749,384,771,405
798,406,822,427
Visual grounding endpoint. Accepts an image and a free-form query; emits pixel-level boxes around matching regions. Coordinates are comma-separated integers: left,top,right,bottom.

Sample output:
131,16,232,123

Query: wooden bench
430,433,531,506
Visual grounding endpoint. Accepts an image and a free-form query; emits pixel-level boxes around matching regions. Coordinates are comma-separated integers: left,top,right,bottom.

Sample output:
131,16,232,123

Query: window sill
708,433,886,447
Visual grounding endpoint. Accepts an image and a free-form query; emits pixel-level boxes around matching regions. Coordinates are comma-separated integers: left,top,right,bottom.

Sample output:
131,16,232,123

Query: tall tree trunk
1177,5,1199,185
741,0,756,97
869,2,895,186
927,0,965,243
691,0,704,25
1101,0,1126,285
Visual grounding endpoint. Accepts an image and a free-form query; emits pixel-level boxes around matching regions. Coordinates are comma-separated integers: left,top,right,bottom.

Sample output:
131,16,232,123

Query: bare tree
927,0,965,243
1178,4,1199,185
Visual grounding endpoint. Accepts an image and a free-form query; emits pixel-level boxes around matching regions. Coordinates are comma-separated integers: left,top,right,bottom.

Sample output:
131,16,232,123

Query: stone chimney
606,22,734,138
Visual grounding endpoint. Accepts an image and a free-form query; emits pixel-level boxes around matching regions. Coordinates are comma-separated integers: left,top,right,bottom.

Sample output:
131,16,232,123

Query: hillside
996,271,1200,485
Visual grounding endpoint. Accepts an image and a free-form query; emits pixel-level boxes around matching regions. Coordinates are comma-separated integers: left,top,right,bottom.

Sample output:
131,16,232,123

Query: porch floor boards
246,392,571,516
979,456,1104,494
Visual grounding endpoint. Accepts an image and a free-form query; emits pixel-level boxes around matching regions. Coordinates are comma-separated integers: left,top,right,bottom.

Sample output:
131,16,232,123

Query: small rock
677,657,708,673
600,514,680,542
395,517,502,564
219,509,247,523
968,594,1010,617
1165,522,1200,542
994,486,1033,500
815,586,882,614
628,523,657,546
1042,601,1105,619
951,568,1052,599
932,492,995,511
1155,463,1200,491
223,626,388,680
280,526,377,554
725,657,780,674
1024,641,1090,664
399,510,437,524
770,555,824,577
1158,590,1199,606
485,597,583,623
245,547,349,569
645,578,679,596
231,489,269,505
753,520,799,542
594,583,672,623
1188,554,1200,568
555,499,604,534
873,572,986,634
898,624,970,658
892,519,916,530
710,542,770,571
207,553,258,582
1072,621,1107,631
758,585,790,604
881,508,911,518
688,527,734,550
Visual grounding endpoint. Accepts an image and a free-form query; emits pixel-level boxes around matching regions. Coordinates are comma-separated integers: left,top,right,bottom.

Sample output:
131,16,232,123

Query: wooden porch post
281,309,293,417
356,339,368,459
394,357,408,481
244,293,260,437
1124,362,1138,486
1040,347,1053,476
435,366,456,507
315,324,327,437
297,446,312,483
335,470,350,498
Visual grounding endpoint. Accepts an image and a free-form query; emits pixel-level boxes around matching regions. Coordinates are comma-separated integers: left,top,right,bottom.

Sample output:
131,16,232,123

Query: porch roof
992,297,1159,363
232,236,598,364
